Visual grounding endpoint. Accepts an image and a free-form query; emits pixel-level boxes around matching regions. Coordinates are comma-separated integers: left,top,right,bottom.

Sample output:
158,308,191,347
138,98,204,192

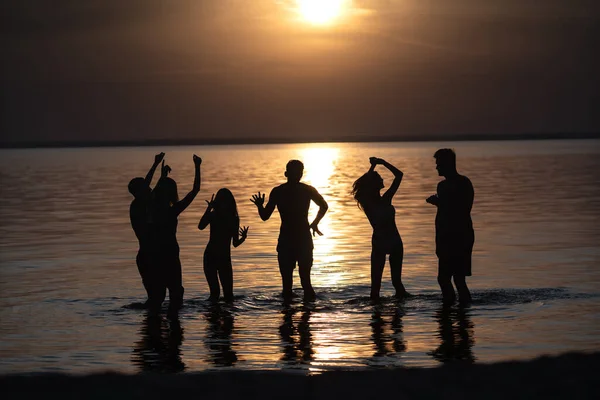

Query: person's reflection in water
204,303,237,367
391,306,407,353
370,306,407,358
429,306,476,363
132,312,185,372
279,303,313,365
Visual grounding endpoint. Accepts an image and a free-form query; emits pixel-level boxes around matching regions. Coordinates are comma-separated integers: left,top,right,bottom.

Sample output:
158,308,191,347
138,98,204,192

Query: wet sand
2,352,599,399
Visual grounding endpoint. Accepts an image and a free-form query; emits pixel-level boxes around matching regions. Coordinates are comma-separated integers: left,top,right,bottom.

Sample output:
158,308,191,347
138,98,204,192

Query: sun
296,0,350,25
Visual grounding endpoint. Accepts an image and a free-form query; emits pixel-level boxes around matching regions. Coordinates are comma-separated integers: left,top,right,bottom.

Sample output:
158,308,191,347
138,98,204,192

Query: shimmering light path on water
0,140,599,373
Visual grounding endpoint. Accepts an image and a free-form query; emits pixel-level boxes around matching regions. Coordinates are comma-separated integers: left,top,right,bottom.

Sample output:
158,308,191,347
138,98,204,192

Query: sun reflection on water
298,146,347,286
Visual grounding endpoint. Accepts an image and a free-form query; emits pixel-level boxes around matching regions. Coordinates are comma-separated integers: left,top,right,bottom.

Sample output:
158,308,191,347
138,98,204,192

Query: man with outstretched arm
251,160,328,301
426,148,474,305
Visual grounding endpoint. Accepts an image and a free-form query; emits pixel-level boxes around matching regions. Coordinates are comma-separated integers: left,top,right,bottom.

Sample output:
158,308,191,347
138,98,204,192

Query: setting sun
297,0,350,25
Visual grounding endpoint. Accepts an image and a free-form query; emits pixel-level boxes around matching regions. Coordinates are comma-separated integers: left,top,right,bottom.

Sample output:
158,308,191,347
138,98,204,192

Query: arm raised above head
173,155,202,216
144,152,165,186
377,158,403,203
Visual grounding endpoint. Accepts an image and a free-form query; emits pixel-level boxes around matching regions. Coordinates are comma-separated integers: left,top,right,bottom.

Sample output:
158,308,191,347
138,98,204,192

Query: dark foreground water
0,140,599,373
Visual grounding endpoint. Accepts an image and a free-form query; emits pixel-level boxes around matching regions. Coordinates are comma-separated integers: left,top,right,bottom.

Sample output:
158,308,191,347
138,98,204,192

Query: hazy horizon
2,1,598,144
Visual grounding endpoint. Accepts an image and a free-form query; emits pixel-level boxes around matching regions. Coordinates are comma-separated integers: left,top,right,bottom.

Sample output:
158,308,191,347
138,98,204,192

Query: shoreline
1,132,599,149
2,352,599,399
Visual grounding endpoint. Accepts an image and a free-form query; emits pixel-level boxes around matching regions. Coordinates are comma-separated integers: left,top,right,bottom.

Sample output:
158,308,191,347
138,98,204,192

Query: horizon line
1,132,599,149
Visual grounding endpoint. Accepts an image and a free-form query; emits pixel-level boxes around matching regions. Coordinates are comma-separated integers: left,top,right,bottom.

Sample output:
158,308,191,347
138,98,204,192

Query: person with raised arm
250,160,328,301
352,157,408,301
426,148,474,305
148,154,202,316
199,188,249,302
128,152,165,303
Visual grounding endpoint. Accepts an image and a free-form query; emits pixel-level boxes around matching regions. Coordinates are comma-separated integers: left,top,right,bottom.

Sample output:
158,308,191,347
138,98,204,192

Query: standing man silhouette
251,160,328,301
426,149,474,305
129,152,165,302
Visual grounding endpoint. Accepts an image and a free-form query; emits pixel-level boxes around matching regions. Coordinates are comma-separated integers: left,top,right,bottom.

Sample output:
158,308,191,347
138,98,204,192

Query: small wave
114,286,596,316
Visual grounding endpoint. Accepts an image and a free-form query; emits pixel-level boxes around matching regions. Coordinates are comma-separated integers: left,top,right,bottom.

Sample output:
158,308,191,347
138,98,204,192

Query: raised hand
161,160,172,178
239,226,249,238
193,154,202,166
250,192,265,207
154,152,166,165
309,221,323,237
205,193,215,209
369,157,384,166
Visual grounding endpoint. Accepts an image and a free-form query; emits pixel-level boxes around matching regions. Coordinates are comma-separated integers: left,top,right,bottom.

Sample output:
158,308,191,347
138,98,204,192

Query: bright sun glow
297,0,350,25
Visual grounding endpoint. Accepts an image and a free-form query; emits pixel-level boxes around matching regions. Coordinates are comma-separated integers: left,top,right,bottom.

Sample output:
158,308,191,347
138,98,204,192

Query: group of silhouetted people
129,148,474,317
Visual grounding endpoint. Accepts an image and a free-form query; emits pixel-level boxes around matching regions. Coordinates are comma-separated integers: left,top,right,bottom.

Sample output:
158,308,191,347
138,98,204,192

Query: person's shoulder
271,184,284,194
459,174,473,186
299,182,318,192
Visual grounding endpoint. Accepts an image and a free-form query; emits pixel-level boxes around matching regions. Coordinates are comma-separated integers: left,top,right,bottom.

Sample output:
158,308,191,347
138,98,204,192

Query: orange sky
1,1,598,143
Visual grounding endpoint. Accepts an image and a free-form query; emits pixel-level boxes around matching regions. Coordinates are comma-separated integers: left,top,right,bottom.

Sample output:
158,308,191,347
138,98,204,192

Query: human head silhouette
285,160,304,183
153,177,179,206
434,148,457,177
352,170,384,209
214,188,238,217
128,177,150,199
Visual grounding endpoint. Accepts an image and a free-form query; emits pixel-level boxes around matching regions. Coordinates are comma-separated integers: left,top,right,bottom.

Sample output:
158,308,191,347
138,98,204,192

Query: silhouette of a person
128,152,165,302
251,160,328,301
352,157,408,300
148,154,202,316
426,149,474,305
199,188,249,302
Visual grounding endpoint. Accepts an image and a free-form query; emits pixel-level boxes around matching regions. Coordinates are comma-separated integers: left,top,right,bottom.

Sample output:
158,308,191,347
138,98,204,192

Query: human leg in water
203,252,221,301
389,244,408,298
370,250,386,301
166,258,184,318
298,253,315,302
277,252,295,301
437,258,457,305
218,262,234,302
453,274,472,305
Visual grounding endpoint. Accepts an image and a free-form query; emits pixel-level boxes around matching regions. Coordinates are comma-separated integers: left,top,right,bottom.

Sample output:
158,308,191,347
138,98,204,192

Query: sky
1,0,598,144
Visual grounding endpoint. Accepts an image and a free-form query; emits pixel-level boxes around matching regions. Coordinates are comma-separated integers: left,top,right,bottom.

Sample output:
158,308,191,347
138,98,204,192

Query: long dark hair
153,177,179,207
351,171,381,210
214,188,239,221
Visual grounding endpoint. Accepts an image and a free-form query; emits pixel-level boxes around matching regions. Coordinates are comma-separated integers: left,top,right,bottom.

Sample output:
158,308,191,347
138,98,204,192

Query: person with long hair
352,157,408,301
199,188,249,302
148,154,202,316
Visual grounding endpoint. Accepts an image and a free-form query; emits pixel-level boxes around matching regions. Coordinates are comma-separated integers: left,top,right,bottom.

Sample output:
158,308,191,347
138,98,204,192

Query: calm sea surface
0,140,599,374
